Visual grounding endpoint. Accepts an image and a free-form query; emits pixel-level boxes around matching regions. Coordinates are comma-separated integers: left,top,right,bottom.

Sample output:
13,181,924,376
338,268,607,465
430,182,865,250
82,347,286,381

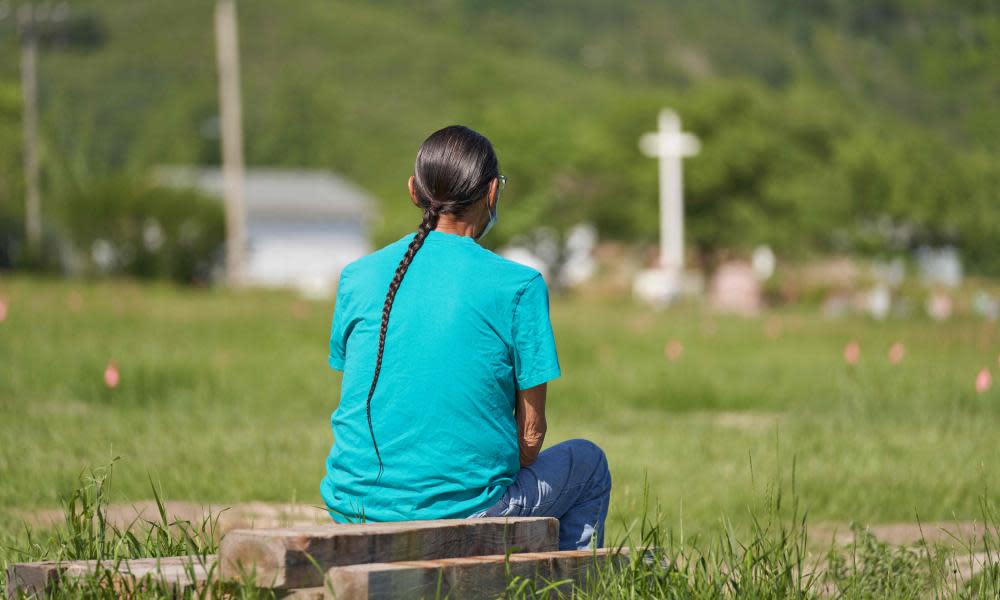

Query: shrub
62,176,224,284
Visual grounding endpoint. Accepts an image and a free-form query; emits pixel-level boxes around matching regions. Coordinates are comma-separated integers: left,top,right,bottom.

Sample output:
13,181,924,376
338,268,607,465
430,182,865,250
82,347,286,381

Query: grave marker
634,109,700,304
709,262,762,316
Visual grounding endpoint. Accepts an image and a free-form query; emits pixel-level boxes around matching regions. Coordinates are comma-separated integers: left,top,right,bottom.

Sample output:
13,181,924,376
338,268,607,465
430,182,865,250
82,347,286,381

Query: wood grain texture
280,587,326,599
5,555,215,599
219,517,558,589
325,548,629,599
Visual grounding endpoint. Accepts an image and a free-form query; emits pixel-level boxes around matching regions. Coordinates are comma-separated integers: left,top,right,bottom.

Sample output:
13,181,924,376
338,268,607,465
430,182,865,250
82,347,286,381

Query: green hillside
1,0,998,268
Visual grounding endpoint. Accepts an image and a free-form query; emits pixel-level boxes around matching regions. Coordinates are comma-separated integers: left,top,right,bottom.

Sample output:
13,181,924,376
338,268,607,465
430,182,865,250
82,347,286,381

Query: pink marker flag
104,361,120,389
843,341,860,365
975,369,991,394
888,342,905,365
0,298,7,323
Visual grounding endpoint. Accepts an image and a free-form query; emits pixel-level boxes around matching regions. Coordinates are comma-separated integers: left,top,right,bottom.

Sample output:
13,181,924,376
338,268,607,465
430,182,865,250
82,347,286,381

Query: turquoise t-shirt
320,229,561,523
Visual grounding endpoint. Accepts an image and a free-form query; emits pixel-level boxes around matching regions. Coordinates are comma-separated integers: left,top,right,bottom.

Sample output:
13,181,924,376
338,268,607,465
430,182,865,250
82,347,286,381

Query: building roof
156,167,376,221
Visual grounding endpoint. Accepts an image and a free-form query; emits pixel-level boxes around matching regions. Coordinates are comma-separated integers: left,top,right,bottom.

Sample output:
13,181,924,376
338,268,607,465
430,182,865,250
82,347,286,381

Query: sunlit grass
3,460,998,598
1,275,999,596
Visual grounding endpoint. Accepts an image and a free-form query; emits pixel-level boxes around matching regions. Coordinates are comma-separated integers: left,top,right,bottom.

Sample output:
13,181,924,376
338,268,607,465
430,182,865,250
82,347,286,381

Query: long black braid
363,125,499,480
365,208,438,480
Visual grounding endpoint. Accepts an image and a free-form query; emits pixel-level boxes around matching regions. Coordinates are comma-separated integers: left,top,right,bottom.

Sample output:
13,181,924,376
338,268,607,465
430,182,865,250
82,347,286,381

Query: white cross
639,109,700,274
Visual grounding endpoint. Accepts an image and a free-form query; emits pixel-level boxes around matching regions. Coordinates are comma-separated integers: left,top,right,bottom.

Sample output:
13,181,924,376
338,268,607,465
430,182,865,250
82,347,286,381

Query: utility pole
11,2,104,256
18,3,42,253
214,0,247,286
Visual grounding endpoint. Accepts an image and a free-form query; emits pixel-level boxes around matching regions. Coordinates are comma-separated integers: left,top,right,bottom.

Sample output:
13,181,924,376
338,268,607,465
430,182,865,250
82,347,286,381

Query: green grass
3,459,998,598
1,276,999,596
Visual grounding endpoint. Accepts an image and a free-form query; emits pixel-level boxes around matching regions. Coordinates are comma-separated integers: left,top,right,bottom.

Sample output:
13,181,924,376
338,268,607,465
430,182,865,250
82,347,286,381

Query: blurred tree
1,0,998,278
677,81,850,263
0,80,24,267
61,176,224,283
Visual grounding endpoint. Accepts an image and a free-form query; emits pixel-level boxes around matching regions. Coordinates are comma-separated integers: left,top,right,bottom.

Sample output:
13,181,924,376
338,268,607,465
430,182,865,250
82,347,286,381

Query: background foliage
0,0,998,276
61,177,224,282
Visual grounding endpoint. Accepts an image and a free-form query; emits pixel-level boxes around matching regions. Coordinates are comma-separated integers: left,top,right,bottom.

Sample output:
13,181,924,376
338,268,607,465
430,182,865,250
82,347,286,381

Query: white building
160,167,375,295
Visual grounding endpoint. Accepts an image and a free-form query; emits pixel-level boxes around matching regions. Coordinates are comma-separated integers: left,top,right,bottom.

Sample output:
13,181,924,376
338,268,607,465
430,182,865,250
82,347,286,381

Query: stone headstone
872,257,906,288
916,246,963,288
632,268,703,306
926,290,954,321
632,268,680,306
866,284,891,320
822,292,852,319
559,223,597,288
709,262,761,316
751,245,775,281
973,291,999,322
90,239,117,273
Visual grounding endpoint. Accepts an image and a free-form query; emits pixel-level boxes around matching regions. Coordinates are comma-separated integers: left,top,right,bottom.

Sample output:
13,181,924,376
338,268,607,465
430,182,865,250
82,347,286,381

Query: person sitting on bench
320,125,611,550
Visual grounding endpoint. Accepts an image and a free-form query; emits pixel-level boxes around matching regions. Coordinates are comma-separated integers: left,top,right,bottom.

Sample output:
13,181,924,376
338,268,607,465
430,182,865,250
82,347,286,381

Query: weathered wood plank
325,548,629,600
280,587,326,599
5,555,215,599
219,517,558,589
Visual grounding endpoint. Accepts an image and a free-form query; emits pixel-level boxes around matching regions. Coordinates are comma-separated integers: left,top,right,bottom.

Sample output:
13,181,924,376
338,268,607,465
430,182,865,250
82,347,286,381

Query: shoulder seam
475,245,543,274
510,272,543,337
337,264,353,293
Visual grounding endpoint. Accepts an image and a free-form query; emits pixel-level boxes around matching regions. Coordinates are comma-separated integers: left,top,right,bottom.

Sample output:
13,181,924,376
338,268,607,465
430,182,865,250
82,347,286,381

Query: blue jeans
467,439,612,550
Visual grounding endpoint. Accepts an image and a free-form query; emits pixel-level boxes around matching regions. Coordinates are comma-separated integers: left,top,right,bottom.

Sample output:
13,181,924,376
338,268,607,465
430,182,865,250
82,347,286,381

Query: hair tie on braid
422,199,441,218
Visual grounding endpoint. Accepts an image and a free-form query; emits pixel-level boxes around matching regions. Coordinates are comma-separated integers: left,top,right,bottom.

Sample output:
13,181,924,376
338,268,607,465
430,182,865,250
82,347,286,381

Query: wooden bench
219,517,558,589
7,517,625,599
326,548,627,599
5,555,214,599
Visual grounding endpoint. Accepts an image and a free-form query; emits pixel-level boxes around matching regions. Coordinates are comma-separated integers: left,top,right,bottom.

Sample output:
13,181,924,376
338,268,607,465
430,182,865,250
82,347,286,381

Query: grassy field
1,276,999,595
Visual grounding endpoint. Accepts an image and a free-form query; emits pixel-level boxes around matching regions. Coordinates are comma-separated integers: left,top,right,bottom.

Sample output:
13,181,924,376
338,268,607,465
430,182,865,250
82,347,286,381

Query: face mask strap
474,200,497,241
474,177,502,241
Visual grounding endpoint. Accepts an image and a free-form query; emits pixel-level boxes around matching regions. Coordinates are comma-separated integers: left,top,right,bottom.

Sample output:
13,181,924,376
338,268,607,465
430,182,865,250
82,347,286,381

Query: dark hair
365,125,500,479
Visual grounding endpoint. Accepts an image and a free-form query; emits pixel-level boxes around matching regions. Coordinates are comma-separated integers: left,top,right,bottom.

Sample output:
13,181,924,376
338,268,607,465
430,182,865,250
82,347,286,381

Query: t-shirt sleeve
328,269,353,371
511,273,561,389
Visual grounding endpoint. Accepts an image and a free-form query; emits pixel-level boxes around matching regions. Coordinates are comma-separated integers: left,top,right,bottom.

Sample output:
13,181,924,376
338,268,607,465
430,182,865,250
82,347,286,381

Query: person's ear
487,177,499,210
408,176,421,208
